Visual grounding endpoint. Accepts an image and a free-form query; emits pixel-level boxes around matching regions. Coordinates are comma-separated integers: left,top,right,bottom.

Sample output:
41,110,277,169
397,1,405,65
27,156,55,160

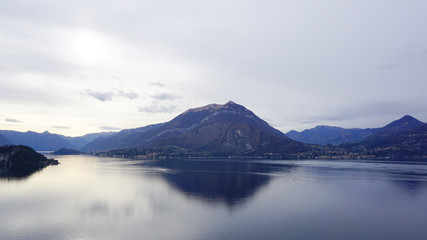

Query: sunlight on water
1,156,427,240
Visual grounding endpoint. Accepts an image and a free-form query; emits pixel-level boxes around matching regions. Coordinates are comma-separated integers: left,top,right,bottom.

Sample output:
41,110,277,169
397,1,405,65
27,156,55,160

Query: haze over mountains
0,102,426,159
0,130,115,151
0,133,12,146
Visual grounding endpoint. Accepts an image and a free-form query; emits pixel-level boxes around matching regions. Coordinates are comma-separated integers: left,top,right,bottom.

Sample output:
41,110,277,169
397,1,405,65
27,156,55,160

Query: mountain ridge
286,125,379,145
0,130,77,151
0,133,12,146
363,115,425,141
0,105,425,159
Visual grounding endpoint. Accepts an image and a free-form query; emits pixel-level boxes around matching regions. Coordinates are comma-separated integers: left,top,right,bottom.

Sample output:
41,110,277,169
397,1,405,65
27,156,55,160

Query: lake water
1,155,427,240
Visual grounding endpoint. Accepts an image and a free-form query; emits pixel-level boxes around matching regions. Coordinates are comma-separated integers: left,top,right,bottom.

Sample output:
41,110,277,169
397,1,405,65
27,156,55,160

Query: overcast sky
1,0,426,136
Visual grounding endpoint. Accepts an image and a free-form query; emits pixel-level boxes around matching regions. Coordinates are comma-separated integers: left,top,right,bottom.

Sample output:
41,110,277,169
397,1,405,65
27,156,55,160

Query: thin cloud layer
52,126,70,129
149,82,165,87
99,126,121,131
84,89,140,102
85,90,114,102
138,105,177,113
5,118,22,123
151,93,181,101
117,90,139,99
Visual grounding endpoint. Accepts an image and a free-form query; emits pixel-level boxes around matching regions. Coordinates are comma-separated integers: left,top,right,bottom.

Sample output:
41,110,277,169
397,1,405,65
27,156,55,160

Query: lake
1,155,427,240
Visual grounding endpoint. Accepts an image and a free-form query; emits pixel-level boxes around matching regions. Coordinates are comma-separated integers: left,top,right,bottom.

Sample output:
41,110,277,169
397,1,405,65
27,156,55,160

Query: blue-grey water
2,155,427,240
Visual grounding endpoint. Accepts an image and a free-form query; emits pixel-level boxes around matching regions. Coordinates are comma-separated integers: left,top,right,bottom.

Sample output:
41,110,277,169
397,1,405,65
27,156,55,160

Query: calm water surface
1,155,427,240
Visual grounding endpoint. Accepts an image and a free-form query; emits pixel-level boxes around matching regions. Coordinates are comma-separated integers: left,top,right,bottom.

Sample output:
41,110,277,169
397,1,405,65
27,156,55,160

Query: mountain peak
225,100,237,105
384,115,424,129
365,115,425,140
314,125,341,130
186,101,242,113
171,101,270,131
399,115,418,121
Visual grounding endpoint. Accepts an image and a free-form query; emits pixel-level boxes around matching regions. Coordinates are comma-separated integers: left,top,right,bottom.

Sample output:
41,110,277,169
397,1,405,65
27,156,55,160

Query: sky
0,0,426,136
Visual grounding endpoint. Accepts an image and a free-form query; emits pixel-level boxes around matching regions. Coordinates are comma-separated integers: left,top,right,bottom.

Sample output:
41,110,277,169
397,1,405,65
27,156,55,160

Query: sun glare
73,31,105,62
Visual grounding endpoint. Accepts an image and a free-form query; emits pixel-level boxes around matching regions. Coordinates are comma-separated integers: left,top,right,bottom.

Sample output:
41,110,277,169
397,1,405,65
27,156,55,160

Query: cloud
149,82,165,87
379,46,423,70
151,93,181,101
99,126,121,131
112,75,122,80
85,90,114,101
0,0,426,136
138,105,177,113
293,100,427,129
83,89,139,101
117,90,139,99
52,125,70,129
5,118,21,123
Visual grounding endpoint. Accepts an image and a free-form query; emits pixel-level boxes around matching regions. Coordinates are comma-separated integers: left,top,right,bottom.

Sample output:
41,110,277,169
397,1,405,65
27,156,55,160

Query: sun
73,31,105,62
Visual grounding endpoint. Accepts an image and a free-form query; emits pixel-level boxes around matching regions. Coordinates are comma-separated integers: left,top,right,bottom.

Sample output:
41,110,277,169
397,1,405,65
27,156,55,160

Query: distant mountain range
0,102,426,159
286,126,379,145
286,115,426,146
0,130,76,151
339,115,427,159
363,115,425,141
81,124,163,152
0,133,13,146
0,130,116,151
62,132,116,149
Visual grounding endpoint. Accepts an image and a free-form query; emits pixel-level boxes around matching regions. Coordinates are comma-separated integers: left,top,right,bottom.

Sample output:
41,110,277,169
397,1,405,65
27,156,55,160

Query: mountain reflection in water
2,156,427,240
0,165,43,180
137,159,296,207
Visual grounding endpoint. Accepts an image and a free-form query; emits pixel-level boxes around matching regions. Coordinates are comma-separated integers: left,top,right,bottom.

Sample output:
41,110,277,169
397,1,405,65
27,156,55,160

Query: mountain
53,148,84,155
84,101,308,156
363,115,425,140
82,124,163,152
340,115,427,159
0,130,76,151
0,133,12,146
62,132,117,149
286,125,379,145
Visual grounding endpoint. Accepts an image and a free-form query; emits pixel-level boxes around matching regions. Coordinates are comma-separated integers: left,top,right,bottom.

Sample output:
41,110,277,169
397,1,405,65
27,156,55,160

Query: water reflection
2,156,427,240
392,180,427,194
138,159,297,208
79,200,135,219
0,165,42,180
300,160,427,194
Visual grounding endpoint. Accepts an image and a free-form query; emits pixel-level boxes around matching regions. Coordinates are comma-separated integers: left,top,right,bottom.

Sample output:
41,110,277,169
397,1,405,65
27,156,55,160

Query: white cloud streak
85,90,114,102
4,118,21,123
138,105,177,114
151,93,181,101
99,126,121,131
